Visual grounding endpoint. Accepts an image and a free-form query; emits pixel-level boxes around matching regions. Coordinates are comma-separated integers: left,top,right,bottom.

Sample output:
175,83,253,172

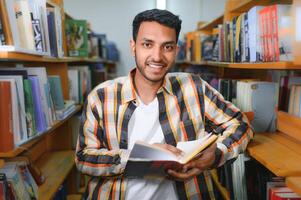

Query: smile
147,63,165,69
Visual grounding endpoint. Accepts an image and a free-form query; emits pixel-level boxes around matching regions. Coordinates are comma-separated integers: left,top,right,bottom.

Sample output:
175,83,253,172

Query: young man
76,9,253,200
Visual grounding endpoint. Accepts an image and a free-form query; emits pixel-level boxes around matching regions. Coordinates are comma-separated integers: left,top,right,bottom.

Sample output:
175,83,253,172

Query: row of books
0,0,119,61
184,65,301,125
68,66,92,104
0,67,78,153
184,4,292,63
0,161,39,200
0,0,64,57
65,19,119,60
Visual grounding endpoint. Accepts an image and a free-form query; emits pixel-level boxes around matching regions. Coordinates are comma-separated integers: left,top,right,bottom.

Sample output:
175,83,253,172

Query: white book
68,69,79,102
0,77,28,146
53,6,64,57
4,0,21,47
14,0,35,50
248,6,263,62
277,5,293,61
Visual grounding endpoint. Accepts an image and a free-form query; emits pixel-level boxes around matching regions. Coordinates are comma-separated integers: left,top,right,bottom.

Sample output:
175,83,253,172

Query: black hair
132,9,182,42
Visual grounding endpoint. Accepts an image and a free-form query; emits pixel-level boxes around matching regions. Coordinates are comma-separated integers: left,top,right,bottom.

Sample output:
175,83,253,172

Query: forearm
204,82,254,167
75,146,130,177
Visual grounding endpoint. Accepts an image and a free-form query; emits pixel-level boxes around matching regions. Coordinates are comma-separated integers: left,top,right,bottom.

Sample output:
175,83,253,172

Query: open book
124,134,218,178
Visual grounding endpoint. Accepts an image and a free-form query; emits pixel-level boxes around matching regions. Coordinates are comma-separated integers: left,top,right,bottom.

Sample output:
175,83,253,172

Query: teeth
148,64,164,69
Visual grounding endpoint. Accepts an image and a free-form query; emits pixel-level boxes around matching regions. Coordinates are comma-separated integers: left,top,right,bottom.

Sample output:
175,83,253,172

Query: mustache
146,60,166,66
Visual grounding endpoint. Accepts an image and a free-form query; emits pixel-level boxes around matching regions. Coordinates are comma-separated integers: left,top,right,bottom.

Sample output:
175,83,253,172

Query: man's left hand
167,143,218,181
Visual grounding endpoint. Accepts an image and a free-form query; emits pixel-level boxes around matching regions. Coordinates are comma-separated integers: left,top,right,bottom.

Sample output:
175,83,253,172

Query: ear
130,39,136,57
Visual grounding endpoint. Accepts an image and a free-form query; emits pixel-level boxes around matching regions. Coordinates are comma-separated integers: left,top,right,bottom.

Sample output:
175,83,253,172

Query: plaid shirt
76,69,253,200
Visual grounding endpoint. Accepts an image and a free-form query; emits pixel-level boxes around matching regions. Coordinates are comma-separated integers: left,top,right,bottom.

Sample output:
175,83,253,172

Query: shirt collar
121,68,175,104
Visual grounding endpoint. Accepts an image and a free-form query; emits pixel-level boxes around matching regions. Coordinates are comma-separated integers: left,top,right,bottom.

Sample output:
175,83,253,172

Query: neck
134,71,163,105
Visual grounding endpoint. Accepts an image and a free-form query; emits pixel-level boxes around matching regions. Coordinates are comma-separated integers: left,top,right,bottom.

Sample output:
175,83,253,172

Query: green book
48,75,65,110
23,79,37,137
65,19,88,57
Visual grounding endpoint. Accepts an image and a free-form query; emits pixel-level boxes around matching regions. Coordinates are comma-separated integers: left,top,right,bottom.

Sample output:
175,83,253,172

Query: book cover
28,76,47,133
23,79,37,137
67,69,79,103
0,163,31,200
248,6,263,62
0,81,14,152
47,7,58,57
65,19,88,57
0,173,9,200
48,75,65,110
14,0,35,50
124,134,218,178
24,67,55,127
0,76,28,145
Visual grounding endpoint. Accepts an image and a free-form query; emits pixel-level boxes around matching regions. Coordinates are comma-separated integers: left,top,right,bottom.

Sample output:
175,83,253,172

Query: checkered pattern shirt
76,69,253,200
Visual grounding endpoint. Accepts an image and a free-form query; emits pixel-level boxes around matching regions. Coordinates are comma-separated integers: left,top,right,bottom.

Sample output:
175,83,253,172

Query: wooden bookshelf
228,0,292,13
199,15,224,31
206,61,299,69
37,150,75,200
176,60,301,70
0,160,4,168
286,177,301,196
0,51,115,65
0,105,81,158
247,132,301,177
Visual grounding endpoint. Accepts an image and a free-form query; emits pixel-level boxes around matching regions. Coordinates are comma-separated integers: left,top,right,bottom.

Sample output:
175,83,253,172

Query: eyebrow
142,38,177,45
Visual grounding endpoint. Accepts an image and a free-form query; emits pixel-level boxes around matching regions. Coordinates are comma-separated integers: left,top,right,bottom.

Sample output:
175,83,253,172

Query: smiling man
76,9,253,200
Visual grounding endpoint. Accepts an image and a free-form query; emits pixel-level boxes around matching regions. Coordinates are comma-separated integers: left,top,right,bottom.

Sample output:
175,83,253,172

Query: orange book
0,81,14,152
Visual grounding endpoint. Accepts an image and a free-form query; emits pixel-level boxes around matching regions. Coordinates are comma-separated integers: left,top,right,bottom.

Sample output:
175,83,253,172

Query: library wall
64,0,226,76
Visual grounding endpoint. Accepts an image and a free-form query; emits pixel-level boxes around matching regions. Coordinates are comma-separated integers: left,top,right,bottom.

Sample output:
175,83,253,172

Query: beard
134,53,172,83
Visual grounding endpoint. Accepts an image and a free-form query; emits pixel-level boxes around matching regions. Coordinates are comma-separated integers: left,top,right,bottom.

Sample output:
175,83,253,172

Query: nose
152,45,163,62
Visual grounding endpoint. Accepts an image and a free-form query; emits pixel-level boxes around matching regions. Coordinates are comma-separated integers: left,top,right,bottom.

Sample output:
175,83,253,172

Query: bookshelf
177,0,301,198
286,177,301,196
176,60,300,69
0,0,115,199
37,151,74,200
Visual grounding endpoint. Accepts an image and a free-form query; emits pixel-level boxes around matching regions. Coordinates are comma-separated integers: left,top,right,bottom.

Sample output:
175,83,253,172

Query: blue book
251,82,278,132
28,76,47,133
48,75,64,110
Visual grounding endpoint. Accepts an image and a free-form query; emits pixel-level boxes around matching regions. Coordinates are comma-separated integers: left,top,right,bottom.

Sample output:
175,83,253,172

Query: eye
143,42,152,48
163,44,175,52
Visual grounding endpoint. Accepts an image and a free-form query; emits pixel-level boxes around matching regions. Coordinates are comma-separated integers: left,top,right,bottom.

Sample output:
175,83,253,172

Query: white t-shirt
125,97,178,200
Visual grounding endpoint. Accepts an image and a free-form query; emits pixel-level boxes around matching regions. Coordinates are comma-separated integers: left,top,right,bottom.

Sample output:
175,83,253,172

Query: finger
182,161,197,172
168,168,201,180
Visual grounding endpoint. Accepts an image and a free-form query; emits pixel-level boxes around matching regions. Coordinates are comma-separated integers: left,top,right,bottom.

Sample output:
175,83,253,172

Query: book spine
0,81,14,152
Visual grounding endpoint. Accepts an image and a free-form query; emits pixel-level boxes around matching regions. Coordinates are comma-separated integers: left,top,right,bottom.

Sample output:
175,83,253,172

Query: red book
0,81,14,152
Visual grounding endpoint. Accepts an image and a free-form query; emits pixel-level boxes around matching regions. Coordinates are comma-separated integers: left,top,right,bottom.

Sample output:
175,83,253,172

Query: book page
177,133,211,152
176,134,217,163
129,141,178,161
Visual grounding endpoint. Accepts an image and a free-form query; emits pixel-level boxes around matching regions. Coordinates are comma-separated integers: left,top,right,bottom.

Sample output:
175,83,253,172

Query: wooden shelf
286,177,301,196
0,105,82,158
247,132,301,177
0,159,4,168
37,150,75,200
277,111,301,142
229,0,293,13
176,60,301,70
199,15,224,31
0,51,115,64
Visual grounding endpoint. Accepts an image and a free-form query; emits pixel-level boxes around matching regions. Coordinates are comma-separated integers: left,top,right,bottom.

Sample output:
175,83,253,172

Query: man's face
130,21,179,84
